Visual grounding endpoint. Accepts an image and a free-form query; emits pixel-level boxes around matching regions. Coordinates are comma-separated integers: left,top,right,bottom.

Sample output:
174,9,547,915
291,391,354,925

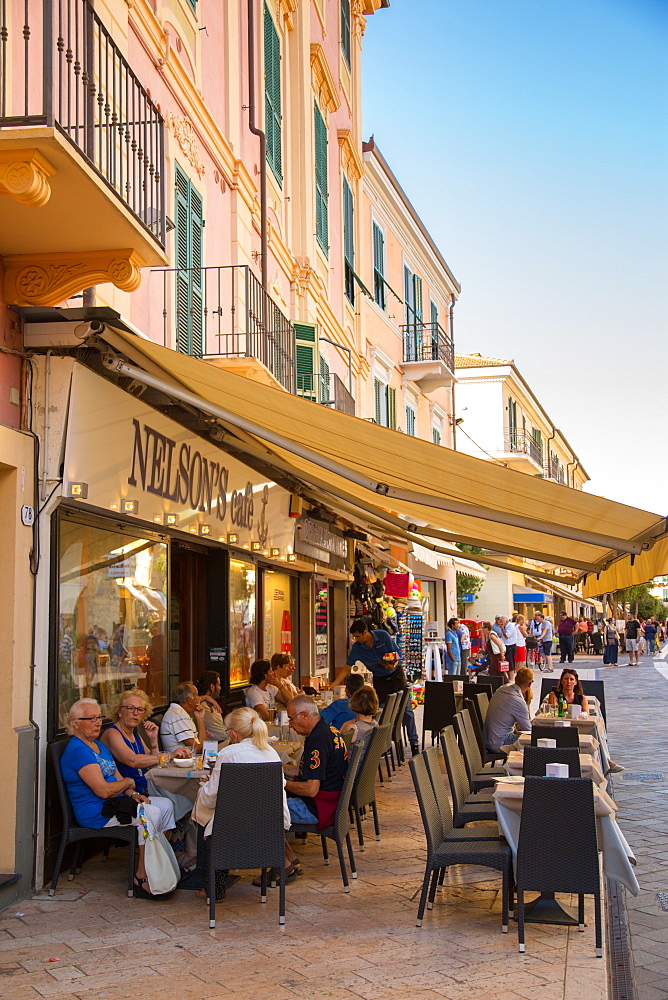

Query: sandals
251,862,303,887
133,876,173,901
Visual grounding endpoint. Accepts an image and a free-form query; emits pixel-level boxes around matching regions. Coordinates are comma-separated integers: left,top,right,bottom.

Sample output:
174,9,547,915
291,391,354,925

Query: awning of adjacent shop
91,328,667,583
581,537,668,599
513,586,553,604
523,574,600,611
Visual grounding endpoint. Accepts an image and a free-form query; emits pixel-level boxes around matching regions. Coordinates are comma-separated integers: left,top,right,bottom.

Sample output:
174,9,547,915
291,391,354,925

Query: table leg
523,891,578,925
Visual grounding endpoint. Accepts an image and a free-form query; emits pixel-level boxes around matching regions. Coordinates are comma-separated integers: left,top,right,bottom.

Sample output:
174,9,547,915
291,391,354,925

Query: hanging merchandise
401,605,424,682
384,572,411,598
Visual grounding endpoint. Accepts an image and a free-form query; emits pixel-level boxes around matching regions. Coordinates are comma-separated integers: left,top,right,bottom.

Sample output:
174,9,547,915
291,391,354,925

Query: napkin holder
554,719,571,727
537,738,557,749
568,704,581,719
333,685,347,700
545,762,569,778
321,690,334,705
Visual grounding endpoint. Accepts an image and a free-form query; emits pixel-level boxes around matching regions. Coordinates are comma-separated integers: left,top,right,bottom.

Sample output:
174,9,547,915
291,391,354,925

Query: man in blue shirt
333,618,419,754
320,673,365,729
445,618,462,675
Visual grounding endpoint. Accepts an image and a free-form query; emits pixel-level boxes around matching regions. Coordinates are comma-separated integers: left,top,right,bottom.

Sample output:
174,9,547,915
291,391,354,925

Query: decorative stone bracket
0,149,56,208
3,248,146,306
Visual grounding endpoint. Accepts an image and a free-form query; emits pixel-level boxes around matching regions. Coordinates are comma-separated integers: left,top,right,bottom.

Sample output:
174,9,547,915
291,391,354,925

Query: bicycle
526,638,545,672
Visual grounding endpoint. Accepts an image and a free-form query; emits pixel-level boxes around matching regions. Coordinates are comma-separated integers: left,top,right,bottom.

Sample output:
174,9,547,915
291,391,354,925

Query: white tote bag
138,805,180,895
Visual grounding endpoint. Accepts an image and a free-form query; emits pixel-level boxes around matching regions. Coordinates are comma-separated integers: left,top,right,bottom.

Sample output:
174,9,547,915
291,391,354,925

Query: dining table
529,712,612,773
503,749,607,786
493,775,639,924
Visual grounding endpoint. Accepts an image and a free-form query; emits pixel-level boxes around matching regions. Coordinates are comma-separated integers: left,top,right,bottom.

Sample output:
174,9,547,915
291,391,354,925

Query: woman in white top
244,659,279,721
195,707,300,886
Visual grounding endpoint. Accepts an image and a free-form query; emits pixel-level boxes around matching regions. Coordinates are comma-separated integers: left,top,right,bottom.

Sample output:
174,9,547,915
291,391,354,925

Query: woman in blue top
101,688,188,793
60,698,176,898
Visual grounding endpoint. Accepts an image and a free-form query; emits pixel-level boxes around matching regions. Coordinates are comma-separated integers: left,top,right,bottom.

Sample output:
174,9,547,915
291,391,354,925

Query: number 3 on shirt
310,749,321,769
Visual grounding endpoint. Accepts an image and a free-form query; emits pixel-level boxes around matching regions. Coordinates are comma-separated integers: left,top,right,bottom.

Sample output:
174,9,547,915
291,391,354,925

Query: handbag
498,660,510,672
138,804,180,895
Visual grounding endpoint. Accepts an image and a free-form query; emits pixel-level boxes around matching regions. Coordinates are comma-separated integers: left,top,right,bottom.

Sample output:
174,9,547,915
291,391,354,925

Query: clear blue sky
362,0,668,516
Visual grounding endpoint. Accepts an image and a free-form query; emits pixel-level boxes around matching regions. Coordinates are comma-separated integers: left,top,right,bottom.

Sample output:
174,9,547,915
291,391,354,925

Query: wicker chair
207,761,287,927
463,683,491,716
464,697,507,766
453,711,505,790
439,727,498,827
517,777,602,955
422,745,500,841
349,725,389,849
289,744,363,891
466,690,490,730
376,692,399,782
409,753,512,931
531,725,580,748
421,681,458,750
379,693,403,781
522,746,582,777
475,672,504,692
48,740,137,898
391,688,411,768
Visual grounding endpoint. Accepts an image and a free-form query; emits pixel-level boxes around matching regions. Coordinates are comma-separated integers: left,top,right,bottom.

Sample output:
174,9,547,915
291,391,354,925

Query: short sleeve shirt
245,684,278,712
625,620,641,640
644,624,657,639
445,629,461,663
160,703,197,751
60,737,118,829
346,630,399,677
293,718,348,819
320,698,355,729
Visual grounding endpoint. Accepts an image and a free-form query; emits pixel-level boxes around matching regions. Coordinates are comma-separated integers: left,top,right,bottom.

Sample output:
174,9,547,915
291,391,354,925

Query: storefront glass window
314,576,329,674
57,517,168,730
263,571,294,662
229,558,256,687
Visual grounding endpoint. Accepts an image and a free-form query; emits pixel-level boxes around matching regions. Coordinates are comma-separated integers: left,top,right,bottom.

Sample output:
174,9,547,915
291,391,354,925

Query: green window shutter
264,5,282,184
373,378,382,424
314,103,329,254
294,322,318,399
404,265,412,326
373,222,385,309
432,428,441,446
341,0,351,68
343,175,354,304
174,164,204,357
386,386,396,430
405,405,416,436
430,300,438,326
319,354,330,404
413,274,423,322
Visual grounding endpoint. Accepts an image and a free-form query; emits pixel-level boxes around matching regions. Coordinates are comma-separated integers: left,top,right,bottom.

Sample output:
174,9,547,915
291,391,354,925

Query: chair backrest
580,681,607,724
475,672,504,692
209,761,286,872
49,739,76,833
522,745,582,777
463,681,492,708
465,690,489,730
422,681,457,734
454,710,483,777
409,752,444,855
518,776,599,894
539,677,556,705
392,688,411,745
332,744,364,840
464,697,487,761
352,724,391,809
422,744,455,836
377,691,399,728
339,728,354,750
531,724,580,748
439,725,471,813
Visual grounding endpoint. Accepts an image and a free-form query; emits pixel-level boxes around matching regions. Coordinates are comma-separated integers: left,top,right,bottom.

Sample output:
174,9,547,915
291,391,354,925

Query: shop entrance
170,542,208,686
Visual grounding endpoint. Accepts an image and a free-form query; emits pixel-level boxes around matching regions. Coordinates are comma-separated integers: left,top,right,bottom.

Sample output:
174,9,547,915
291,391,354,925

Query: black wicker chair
391,688,411,768
207,761,287,927
421,681,458,750
517,777,602,955
464,697,507,766
422,745,500,841
463,682,492,713
376,692,399,782
531,724,580,748
290,744,363,891
522,746,581,777
475,672,504,692
349,725,389,850
48,740,137,898
439,727,498,827
409,753,512,931
468,690,490,729
453,711,505,790
380,694,404,780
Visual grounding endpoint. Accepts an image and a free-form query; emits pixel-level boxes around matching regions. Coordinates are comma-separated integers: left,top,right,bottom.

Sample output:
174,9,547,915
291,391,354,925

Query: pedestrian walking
456,620,471,675
624,615,642,666
644,618,658,657
603,618,619,665
557,611,577,663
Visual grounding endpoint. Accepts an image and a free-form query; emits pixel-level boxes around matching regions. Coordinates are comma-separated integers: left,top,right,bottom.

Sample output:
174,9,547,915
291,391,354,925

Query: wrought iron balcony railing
0,0,165,245
154,264,296,394
504,430,543,467
401,321,455,373
296,371,355,415
545,456,568,485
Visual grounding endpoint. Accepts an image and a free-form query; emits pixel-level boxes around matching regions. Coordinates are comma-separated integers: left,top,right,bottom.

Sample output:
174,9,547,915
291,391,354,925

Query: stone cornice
0,149,56,207
278,0,298,29
310,44,341,117
337,129,363,183
4,249,145,306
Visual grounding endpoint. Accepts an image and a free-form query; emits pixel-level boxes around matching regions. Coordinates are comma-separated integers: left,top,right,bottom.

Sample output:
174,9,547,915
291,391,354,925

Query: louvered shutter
264,5,282,184
386,386,396,430
373,378,382,424
373,222,385,308
190,186,204,357
174,165,204,356
294,322,318,400
175,169,190,354
405,405,416,436
319,354,330,404
341,0,351,68
314,103,329,254
343,176,354,303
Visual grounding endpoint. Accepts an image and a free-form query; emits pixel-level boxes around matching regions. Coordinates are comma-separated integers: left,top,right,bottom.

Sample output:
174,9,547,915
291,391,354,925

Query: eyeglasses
122,706,144,714
287,711,305,722
77,715,103,722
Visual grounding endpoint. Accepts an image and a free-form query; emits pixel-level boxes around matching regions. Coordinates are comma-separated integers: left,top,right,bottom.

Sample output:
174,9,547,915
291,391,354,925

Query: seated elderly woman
194,707,298,892
60,698,176,898
101,688,187,795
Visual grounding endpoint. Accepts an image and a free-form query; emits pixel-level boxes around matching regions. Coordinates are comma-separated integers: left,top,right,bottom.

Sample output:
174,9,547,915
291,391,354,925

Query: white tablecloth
492,777,639,895
530,714,611,773
504,750,607,787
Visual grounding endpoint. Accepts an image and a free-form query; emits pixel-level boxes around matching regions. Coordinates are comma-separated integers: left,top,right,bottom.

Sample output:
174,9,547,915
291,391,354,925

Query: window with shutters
341,0,351,69
405,405,416,437
264,5,282,185
174,164,204,357
372,222,385,309
373,377,396,429
386,386,396,430
343,176,355,305
404,266,423,330
319,354,330,404
432,427,442,446
186,0,197,11
294,322,318,400
314,102,329,255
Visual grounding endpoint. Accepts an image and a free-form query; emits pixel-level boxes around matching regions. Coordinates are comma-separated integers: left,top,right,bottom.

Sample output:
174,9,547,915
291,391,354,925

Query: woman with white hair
60,698,176,899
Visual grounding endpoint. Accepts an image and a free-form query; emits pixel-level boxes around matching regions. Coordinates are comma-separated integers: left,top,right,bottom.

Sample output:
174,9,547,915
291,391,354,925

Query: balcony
500,430,544,474
0,0,167,305
154,264,296,394
399,322,455,392
296,371,355,415
545,455,568,485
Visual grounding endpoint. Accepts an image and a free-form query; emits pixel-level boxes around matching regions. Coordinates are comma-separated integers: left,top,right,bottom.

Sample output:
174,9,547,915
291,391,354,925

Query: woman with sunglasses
102,688,187,794
60,698,177,897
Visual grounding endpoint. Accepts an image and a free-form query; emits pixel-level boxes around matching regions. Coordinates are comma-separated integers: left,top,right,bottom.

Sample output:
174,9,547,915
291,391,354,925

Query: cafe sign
63,364,295,552
294,516,349,569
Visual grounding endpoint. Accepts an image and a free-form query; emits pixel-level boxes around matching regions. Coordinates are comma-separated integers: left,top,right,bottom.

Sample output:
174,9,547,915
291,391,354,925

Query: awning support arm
101,354,645,556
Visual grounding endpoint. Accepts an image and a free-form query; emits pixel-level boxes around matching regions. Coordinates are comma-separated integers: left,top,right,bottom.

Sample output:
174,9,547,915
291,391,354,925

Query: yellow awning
581,538,668,598
96,328,666,585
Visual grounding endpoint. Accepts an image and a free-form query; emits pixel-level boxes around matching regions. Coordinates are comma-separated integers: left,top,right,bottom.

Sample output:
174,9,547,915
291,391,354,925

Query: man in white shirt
500,616,518,681
160,682,207,752
482,667,534,753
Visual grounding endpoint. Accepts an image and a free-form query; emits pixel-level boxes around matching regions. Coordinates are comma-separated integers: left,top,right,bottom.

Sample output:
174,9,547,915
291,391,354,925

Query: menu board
314,577,329,673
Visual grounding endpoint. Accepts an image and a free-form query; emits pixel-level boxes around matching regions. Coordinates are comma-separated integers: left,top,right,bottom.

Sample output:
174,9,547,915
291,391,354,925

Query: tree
615,584,665,622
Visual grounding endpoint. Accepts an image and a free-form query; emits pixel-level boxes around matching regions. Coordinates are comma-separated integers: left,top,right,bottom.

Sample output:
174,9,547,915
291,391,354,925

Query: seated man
482,666,534,755
160,682,207,752
284,695,348,829
196,670,229,742
320,673,365,730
